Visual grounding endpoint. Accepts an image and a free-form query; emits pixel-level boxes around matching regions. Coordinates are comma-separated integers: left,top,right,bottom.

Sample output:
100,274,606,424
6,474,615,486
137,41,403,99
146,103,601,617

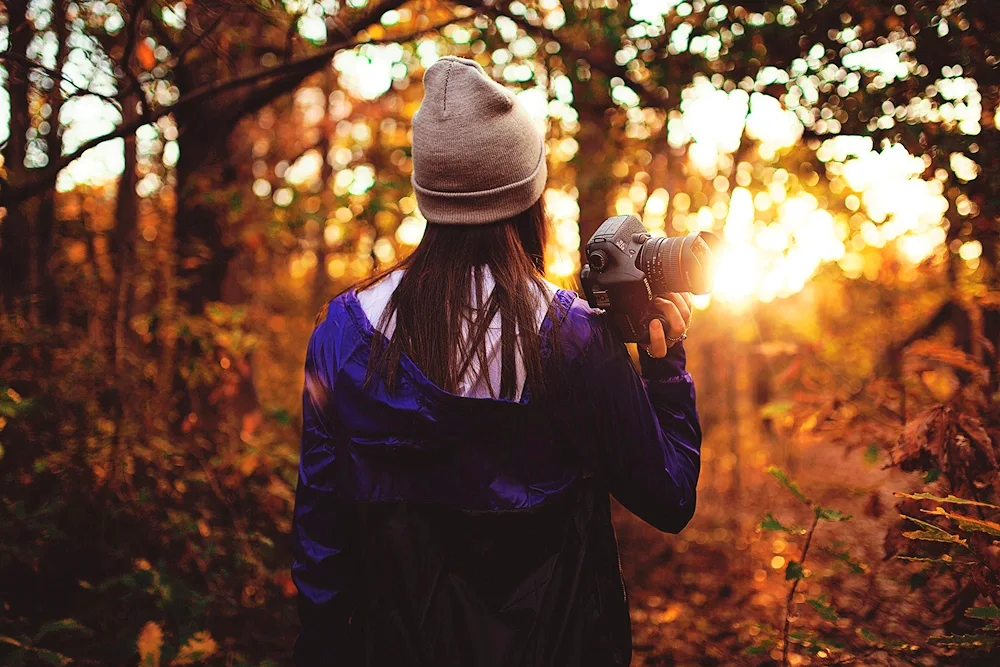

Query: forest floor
615,438,950,667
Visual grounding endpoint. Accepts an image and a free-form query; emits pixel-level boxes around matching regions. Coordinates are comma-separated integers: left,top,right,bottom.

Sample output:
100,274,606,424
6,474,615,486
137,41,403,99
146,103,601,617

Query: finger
653,299,686,344
663,293,692,327
648,317,667,358
679,291,694,313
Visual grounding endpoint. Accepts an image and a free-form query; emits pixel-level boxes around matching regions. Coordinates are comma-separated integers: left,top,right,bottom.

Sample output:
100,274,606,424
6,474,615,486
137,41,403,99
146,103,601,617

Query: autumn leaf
895,554,962,564
922,507,1000,538
927,634,998,649
956,413,997,468
891,405,948,469
900,514,968,546
893,491,1000,510
136,41,156,71
274,570,298,598
170,631,219,665
977,292,1000,309
137,621,163,667
906,340,987,375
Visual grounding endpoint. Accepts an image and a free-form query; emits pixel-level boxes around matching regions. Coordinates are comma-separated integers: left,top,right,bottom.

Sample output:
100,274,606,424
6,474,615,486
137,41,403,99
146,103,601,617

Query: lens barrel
637,232,717,295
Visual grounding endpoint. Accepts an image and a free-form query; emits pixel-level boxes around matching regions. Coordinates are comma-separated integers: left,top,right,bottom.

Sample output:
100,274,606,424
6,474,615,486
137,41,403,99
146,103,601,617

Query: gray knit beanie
410,56,547,225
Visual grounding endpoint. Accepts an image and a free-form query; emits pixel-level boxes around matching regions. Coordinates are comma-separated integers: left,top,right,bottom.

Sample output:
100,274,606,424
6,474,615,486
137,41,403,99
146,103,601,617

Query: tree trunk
1,0,33,316
34,0,69,325
570,74,618,262
172,61,238,314
108,41,141,489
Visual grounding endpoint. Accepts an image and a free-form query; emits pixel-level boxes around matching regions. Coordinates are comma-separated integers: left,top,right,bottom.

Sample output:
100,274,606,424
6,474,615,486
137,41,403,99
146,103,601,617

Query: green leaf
858,628,878,644
815,507,852,522
270,408,292,425
766,466,811,506
807,596,839,622
927,634,999,649
786,560,805,581
900,514,968,546
760,512,806,534
856,627,912,650
895,492,1000,510
33,619,92,642
787,629,844,651
828,548,868,573
863,444,879,465
966,606,1000,620
922,507,1000,538
34,649,70,666
760,400,794,418
744,638,775,655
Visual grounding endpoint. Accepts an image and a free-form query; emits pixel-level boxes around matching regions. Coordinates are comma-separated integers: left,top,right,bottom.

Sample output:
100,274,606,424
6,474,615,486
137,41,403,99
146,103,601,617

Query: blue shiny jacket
292,287,701,666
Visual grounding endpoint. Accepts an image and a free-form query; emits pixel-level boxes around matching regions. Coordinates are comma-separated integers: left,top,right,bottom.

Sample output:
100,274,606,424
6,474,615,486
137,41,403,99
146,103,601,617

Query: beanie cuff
411,140,547,225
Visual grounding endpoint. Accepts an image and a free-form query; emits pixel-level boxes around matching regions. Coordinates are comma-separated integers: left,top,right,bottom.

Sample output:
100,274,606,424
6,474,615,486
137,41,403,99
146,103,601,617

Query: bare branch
173,4,233,64
64,87,124,110
120,1,151,117
781,512,821,667
0,0,429,208
487,2,671,110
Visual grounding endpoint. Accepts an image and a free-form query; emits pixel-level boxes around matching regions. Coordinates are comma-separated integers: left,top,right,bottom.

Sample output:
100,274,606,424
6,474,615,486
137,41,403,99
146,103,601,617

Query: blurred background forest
1,0,999,665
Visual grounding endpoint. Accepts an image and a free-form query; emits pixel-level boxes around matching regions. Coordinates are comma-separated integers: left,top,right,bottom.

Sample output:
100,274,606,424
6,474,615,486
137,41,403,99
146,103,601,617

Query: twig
63,86,123,107
120,1,151,118
364,11,476,47
825,645,880,666
488,1,670,110
782,511,821,667
173,4,233,65
814,299,958,430
0,0,412,208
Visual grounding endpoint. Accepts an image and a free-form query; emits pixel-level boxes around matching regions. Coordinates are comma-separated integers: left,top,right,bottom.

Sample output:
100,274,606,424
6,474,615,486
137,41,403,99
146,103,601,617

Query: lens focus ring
639,236,686,295
663,237,684,294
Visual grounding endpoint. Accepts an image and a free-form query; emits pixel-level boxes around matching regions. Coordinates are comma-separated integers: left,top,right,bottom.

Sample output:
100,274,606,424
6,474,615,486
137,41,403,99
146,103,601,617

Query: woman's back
291,55,701,667
355,266,558,402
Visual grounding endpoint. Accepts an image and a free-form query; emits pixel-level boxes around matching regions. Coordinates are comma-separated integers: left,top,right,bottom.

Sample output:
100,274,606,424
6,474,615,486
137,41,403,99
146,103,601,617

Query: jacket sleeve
574,315,702,533
291,316,358,664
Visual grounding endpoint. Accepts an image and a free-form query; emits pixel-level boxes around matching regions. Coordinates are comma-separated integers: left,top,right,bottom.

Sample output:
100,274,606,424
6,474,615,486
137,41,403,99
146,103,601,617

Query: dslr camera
580,214,718,345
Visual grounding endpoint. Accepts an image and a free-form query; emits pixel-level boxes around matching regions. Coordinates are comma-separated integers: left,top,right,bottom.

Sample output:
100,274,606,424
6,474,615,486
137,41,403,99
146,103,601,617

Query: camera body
580,214,717,345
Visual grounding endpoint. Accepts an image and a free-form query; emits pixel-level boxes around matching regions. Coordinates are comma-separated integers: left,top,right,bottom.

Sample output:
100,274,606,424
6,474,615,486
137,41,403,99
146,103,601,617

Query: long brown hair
353,197,555,400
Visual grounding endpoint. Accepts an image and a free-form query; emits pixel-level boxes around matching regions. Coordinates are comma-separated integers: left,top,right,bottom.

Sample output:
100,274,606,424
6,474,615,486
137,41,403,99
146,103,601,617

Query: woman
292,56,701,667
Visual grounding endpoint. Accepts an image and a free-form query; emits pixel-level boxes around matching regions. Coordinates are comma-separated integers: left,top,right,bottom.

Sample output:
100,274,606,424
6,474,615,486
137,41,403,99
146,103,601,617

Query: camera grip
633,311,669,347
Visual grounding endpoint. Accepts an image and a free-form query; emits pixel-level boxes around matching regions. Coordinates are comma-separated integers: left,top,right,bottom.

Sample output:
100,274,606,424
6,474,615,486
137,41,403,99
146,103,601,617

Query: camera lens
636,232,718,295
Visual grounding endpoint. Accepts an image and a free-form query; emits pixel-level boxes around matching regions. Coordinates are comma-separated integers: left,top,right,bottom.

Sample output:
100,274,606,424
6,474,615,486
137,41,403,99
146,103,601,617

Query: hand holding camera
645,292,694,358
580,214,717,349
